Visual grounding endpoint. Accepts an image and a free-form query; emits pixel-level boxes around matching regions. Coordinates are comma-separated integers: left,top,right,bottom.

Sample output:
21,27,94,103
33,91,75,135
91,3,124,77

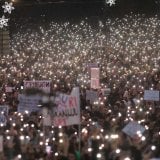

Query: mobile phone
46,146,51,154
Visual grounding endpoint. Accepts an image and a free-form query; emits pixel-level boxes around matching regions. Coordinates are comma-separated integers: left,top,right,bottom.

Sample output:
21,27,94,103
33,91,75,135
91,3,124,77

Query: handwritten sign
86,90,98,103
24,80,51,93
0,105,8,126
52,87,80,126
5,86,15,92
122,121,145,138
87,63,98,72
43,115,52,126
101,88,111,96
91,68,100,89
144,90,159,101
18,94,41,113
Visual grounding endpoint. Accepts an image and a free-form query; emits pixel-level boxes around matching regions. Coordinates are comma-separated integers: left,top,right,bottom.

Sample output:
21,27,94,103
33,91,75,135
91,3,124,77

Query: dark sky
8,0,160,32
11,0,160,19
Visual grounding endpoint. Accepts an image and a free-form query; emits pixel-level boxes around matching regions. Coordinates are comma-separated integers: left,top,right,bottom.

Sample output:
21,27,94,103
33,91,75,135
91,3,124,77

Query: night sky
10,0,160,21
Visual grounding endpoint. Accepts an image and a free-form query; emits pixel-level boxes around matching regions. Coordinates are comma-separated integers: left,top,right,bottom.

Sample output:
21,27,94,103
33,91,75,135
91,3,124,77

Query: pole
78,122,81,153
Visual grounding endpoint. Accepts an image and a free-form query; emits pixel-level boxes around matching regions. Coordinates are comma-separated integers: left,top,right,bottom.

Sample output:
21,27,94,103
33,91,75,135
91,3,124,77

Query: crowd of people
0,13,159,159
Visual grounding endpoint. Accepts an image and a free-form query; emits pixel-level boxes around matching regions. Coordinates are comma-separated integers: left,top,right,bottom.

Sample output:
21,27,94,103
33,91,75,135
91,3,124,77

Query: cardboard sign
18,94,41,113
91,79,100,89
91,68,100,89
52,87,80,126
0,105,8,126
101,88,111,96
87,63,98,68
91,67,99,79
5,86,15,92
122,121,145,138
87,63,98,72
24,80,51,93
86,90,98,103
43,115,52,126
144,90,159,101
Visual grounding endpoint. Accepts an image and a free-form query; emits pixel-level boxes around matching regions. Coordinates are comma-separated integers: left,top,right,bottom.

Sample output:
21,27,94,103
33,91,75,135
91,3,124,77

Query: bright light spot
55,152,58,156
59,139,63,143
116,148,121,154
39,141,43,145
58,132,63,137
40,133,44,137
124,157,131,160
110,134,119,139
141,136,146,141
20,136,24,140
17,154,22,159
105,135,109,139
96,153,102,158
88,148,92,152
151,145,156,151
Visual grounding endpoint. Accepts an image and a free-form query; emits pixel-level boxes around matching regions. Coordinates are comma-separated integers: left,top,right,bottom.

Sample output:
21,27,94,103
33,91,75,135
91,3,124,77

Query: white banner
122,121,145,138
87,63,98,72
91,68,100,89
43,115,52,126
91,67,99,79
101,88,111,96
24,80,51,93
18,94,41,113
42,108,52,126
5,86,15,93
86,90,98,104
0,105,8,126
144,90,159,101
87,63,98,68
52,87,80,126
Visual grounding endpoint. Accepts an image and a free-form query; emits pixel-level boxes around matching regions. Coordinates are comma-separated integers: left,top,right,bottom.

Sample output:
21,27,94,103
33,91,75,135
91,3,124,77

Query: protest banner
52,87,80,126
122,121,145,138
18,94,41,113
144,90,159,101
43,115,52,126
24,80,51,93
91,79,100,89
86,90,98,104
91,68,100,89
87,63,98,73
91,67,99,79
87,63,98,68
0,136,3,152
0,105,8,126
101,88,111,96
5,86,15,93
42,108,52,126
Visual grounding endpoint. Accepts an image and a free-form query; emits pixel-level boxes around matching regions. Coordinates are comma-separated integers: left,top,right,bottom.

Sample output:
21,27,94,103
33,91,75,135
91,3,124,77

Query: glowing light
88,148,92,152
20,136,24,140
116,148,121,154
59,139,63,143
124,157,131,160
55,152,58,156
39,142,43,145
96,153,102,159
110,134,119,139
58,132,63,137
151,145,156,151
17,154,22,159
